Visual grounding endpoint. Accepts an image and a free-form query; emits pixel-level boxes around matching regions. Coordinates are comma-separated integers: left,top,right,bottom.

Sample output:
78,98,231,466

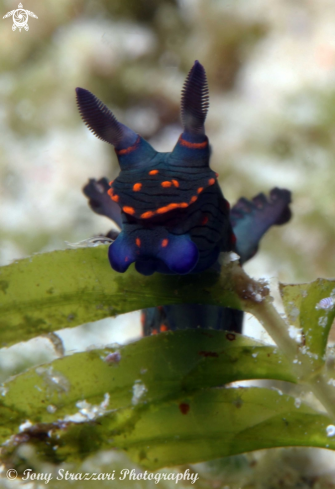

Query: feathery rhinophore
181,60,209,135
76,87,137,149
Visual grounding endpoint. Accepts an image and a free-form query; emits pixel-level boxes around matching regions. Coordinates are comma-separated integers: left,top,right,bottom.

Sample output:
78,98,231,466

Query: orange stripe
156,203,179,214
208,178,215,185
149,169,159,175
107,188,114,197
190,196,197,204
197,187,203,194
160,324,169,332
111,194,119,202
115,136,140,155
136,237,141,247
172,179,179,187
140,211,155,219
179,137,208,149
122,206,135,215
161,238,169,248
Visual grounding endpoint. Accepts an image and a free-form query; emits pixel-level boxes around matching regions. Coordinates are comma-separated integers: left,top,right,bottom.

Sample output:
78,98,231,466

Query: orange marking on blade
141,211,155,219
156,203,179,214
201,216,209,225
161,181,172,188
208,178,215,185
111,194,119,202
190,196,197,204
140,312,146,326
172,179,179,187
149,169,159,175
160,324,169,332
136,237,141,247
133,182,142,192
180,202,188,208
197,187,203,194
123,206,135,215
109,180,114,186
115,136,140,155
161,238,169,247
107,188,114,196
179,137,208,149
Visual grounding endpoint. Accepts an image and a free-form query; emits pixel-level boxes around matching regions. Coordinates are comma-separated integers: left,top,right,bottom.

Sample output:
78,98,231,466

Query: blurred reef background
3,0,335,283
2,0,335,486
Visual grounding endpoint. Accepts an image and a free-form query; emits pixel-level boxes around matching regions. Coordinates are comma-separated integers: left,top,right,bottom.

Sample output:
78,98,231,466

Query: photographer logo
3,3,38,32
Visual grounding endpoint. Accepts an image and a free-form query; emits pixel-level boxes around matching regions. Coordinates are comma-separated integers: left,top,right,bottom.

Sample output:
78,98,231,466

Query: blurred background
2,0,335,485
2,0,335,281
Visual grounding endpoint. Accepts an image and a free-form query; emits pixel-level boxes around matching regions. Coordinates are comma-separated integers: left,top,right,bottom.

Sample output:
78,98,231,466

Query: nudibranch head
76,61,234,275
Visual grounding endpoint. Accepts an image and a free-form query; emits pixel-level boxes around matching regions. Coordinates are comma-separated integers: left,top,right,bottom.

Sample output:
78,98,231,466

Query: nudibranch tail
75,87,137,149
181,60,209,135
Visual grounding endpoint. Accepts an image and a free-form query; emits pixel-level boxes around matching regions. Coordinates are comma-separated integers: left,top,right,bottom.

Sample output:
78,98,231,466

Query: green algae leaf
112,387,335,469
0,330,296,450
0,248,242,348
280,279,335,366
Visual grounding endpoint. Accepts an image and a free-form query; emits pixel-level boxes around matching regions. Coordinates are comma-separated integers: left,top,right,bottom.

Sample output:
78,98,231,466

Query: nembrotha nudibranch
76,61,235,276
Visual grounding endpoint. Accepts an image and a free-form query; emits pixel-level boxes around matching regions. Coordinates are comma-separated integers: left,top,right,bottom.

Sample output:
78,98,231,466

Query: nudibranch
76,61,235,275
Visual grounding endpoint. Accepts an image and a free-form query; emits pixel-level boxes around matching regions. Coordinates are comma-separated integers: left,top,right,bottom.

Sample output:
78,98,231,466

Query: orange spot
179,137,208,149
111,195,119,202
197,187,203,194
190,196,197,204
215,172,219,178
123,206,135,215
161,238,169,248
172,179,179,187
208,178,215,186
151,329,158,335
156,203,179,214
161,181,172,188
107,188,114,197
149,169,159,175
109,180,114,186
201,216,209,225
133,183,142,192
140,211,155,219
160,324,169,332
136,237,141,247
180,202,188,208
115,136,140,155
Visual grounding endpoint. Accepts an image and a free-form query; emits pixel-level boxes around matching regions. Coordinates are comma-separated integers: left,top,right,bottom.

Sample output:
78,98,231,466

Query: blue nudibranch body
76,61,235,276
78,60,292,334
